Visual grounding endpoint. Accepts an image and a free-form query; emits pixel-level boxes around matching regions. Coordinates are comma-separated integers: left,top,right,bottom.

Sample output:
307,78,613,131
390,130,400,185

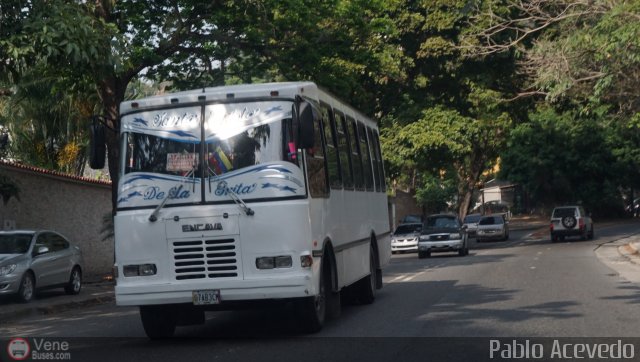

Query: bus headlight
123,264,157,277
256,256,292,269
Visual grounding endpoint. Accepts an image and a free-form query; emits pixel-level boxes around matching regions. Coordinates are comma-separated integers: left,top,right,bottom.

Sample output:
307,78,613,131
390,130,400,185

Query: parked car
417,214,469,258
399,214,423,224
549,206,594,242
476,214,509,242
462,213,482,238
0,230,84,302
391,223,422,254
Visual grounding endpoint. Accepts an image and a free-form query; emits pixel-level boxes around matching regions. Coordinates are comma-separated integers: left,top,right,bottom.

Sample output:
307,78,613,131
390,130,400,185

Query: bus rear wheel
140,305,176,339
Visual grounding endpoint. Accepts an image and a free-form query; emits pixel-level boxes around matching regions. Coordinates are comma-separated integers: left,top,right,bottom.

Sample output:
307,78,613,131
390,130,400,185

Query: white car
550,206,594,242
391,223,422,253
476,214,509,242
462,213,482,238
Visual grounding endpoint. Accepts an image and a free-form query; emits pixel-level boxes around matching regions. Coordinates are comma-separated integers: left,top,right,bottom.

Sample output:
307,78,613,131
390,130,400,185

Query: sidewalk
508,215,548,231
617,237,640,265
0,279,115,323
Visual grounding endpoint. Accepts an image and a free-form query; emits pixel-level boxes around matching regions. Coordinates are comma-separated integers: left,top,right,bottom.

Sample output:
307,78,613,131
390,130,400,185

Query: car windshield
0,234,33,254
479,216,503,225
424,216,459,229
553,208,576,218
464,214,482,223
394,224,421,234
401,215,422,223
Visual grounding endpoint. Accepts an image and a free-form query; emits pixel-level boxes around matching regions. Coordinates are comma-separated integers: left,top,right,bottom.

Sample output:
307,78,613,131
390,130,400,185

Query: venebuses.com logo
6,337,72,361
6,338,30,361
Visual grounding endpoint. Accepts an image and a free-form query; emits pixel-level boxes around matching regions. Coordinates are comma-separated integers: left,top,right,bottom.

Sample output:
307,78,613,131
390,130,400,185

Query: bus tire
355,244,377,304
295,258,329,333
325,259,341,320
140,305,176,339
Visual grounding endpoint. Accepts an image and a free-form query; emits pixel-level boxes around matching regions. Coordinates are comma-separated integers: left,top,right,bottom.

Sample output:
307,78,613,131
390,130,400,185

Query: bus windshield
118,100,304,209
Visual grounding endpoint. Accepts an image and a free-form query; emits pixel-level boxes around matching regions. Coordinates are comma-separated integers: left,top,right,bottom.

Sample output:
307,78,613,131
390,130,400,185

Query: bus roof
120,81,318,114
120,81,377,129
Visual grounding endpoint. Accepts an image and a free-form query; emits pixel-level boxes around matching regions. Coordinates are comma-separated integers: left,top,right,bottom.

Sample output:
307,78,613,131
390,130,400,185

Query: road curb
0,294,115,323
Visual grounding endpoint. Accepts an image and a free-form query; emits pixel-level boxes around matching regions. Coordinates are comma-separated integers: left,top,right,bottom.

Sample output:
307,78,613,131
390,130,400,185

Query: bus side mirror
89,120,106,169
294,101,315,149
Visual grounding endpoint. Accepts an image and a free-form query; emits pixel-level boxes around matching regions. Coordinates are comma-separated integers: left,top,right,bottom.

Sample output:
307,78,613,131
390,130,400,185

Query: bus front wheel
295,259,330,333
140,305,177,339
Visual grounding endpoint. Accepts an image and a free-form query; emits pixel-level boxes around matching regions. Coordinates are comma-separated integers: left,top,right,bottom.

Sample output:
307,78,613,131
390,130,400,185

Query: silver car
476,214,509,242
391,223,422,253
0,230,83,302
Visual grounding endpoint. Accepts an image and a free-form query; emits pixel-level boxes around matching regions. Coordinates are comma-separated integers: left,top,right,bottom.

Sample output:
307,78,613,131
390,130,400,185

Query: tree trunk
98,77,127,215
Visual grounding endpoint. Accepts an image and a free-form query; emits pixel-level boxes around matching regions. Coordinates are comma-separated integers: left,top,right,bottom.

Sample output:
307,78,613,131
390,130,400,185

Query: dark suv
550,206,594,242
417,214,468,258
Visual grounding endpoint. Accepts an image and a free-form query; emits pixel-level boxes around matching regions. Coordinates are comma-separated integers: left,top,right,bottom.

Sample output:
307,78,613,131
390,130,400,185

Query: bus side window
321,102,342,189
358,122,374,191
367,127,381,192
336,111,354,189
349,117,364,190
282,117,299,166
307,110,329,198
372,131,386,191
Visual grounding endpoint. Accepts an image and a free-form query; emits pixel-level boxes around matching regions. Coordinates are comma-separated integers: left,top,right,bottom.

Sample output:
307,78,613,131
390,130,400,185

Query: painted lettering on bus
215,182,257,196
143,185,191,200
152,112,199,128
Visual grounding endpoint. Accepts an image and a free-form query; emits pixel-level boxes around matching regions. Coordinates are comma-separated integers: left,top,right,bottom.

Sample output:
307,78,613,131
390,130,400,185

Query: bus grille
171,238,239,280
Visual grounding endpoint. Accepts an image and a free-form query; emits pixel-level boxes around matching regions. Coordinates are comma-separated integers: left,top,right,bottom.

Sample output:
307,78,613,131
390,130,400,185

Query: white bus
100,81,390,338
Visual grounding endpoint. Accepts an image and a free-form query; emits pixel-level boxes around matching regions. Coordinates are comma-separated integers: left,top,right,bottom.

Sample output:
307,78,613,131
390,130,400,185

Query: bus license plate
192,290,221,305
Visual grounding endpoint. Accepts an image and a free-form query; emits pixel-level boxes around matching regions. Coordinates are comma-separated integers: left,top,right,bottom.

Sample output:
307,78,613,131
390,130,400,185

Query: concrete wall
0,162,113,280
388,189,422,231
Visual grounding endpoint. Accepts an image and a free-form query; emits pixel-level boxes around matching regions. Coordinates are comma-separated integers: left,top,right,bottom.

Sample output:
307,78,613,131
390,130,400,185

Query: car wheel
17,272,35,303
458,245,469,256
140,305,176,339
64,267,82,295
562,216,577,229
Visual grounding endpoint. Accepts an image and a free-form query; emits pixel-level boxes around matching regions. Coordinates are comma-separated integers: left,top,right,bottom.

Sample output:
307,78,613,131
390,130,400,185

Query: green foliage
499,105,623,215
415,172,457,214
0,66,96,174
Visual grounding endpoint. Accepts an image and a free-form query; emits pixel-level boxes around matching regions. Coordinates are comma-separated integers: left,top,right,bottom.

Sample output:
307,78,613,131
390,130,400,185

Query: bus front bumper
115,274,314,306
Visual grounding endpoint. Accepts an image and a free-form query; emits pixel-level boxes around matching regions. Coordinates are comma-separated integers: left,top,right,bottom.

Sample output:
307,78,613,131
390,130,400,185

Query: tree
499,105,623,215
376,0,519,218
464,0,640,213
1,0,409,212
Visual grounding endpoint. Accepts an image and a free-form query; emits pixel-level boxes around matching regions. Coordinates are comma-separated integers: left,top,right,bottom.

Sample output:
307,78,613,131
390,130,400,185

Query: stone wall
0,162,113,280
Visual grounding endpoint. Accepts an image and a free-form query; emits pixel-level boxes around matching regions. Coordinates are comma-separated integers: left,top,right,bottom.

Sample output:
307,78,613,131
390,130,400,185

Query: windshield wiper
148,166,196,222
207,166,255,216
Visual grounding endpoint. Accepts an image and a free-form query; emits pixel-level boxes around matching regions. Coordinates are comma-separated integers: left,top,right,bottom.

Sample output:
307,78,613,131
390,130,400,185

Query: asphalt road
2,221,640,361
